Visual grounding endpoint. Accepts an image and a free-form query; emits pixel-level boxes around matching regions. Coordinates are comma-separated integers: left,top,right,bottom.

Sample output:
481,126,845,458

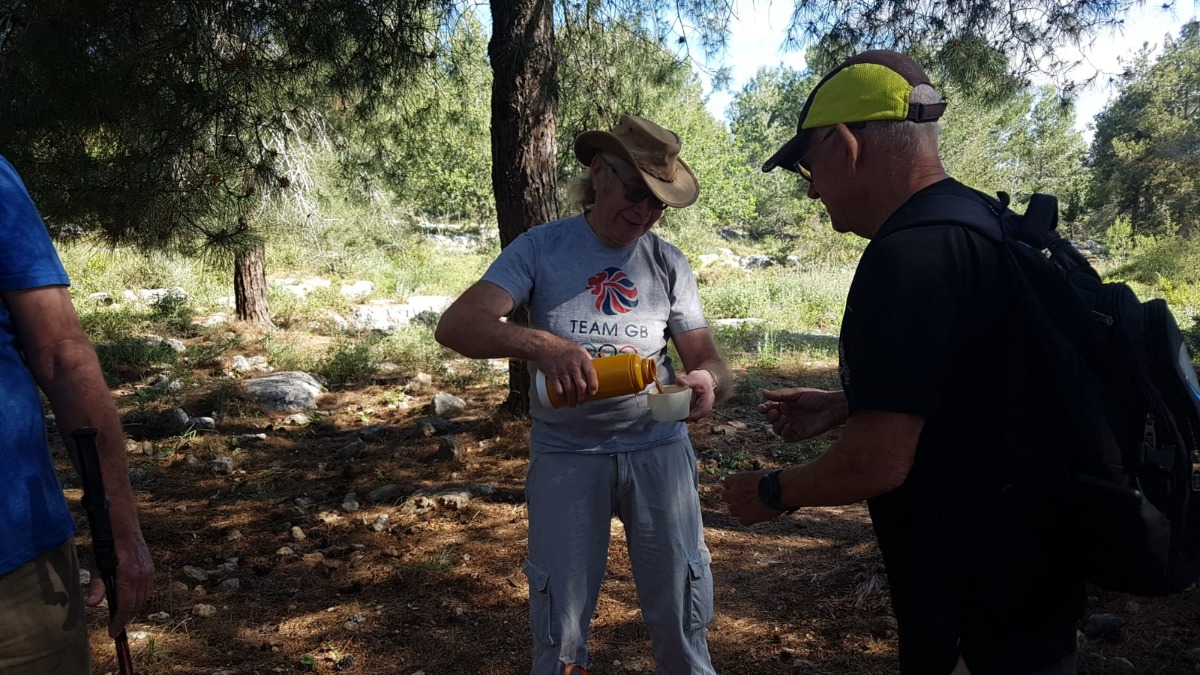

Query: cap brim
762,133,806,173
574,130,700,208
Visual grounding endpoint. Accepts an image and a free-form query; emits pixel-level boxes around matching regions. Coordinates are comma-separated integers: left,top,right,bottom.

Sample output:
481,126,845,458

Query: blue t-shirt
0,156,76,576
481,214,708,453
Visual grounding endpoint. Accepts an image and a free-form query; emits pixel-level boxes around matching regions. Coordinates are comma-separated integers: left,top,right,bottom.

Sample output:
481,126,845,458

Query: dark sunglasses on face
792,129,835,181
619,182,668,211
792,122,866,182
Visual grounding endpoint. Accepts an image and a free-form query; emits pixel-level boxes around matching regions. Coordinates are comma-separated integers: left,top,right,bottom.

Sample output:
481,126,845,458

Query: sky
698,0,1199,140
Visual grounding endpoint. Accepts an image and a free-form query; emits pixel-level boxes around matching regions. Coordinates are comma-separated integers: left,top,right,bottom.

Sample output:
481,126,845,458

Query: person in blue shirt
0,156,154,673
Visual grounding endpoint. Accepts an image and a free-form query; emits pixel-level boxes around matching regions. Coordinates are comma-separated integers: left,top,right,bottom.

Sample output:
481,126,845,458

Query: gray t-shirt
481,214,708,453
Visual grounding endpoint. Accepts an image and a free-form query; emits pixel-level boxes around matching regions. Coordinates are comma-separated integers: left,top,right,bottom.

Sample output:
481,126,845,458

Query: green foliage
148,290,196,336
778,0,1129,100
265,325,455,388
697,264,855,333
1182,311,1200,357
1110,234,1200,287
728,66,819,170
940,85,1089,218
346,12,496,221
1098,233,1200,358
372,326,456,375
724,66,828,240
1104,216,1135,256
0,0,454,257
1088,21,1200,237
315,336,380,387
92,339,179,385
262,178,495,305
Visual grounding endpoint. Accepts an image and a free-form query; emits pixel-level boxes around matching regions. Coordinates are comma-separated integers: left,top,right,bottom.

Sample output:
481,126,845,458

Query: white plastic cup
534,369,555,408
647,384,692,422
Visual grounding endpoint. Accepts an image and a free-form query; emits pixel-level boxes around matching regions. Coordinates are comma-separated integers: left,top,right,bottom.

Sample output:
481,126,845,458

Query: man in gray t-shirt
437,115,731,675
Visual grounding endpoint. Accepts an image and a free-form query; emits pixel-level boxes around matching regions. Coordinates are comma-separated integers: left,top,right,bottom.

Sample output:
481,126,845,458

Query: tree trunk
234,243,273,326
489,0,558,416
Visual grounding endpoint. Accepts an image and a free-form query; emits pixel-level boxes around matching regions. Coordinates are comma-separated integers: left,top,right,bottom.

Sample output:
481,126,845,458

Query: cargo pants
524,438,715,675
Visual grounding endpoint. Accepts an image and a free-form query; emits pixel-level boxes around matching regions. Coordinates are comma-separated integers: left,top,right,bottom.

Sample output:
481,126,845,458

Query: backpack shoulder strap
882,188,1008,243
883,188,1066,255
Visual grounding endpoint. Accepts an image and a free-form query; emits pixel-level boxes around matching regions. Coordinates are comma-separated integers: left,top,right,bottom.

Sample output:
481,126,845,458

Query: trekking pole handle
70,428,135,675
71,427,118,577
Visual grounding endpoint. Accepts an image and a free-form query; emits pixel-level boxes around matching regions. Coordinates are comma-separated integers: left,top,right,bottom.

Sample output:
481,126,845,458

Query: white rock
231,355,252,374
340,280,375,300
193,603,217,618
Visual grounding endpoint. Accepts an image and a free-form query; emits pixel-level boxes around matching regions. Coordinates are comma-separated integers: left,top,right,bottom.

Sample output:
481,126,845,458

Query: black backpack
891,189,1200,596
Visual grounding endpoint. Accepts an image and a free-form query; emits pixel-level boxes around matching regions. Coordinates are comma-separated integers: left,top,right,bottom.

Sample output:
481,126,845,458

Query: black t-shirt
839,179,1085,674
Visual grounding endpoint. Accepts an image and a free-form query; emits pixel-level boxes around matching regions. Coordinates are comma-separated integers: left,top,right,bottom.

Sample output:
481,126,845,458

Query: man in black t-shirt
720,50,1085,675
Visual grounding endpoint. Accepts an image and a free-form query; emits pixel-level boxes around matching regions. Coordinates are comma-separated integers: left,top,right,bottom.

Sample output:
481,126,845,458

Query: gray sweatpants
524,438,715,675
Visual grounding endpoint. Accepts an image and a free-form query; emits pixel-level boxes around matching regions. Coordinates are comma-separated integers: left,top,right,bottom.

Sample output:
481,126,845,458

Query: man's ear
834,123,861,178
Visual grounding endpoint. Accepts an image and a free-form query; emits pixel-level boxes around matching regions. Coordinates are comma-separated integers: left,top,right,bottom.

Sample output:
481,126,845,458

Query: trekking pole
71,427,135,675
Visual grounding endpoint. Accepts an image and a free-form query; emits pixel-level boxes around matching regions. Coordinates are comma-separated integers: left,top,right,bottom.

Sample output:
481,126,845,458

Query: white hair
567,152,628,213
859,83,942,159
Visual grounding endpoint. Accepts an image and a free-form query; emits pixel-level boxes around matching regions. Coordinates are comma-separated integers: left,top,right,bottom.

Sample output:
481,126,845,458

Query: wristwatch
758,469,798,513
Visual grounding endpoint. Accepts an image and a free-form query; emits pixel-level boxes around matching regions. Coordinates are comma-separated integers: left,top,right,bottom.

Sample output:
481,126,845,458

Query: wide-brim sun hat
762,50,948,174
574,114,700,208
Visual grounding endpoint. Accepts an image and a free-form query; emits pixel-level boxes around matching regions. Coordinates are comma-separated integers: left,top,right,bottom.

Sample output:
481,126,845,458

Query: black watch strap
758,469,798,513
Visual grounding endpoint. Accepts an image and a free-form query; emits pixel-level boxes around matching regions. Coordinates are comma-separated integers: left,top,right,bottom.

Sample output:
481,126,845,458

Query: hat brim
762,133,806,174
574,130,700,208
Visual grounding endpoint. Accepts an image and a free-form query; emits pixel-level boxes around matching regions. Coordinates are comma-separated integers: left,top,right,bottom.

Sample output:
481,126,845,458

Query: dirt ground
59,348,1200,675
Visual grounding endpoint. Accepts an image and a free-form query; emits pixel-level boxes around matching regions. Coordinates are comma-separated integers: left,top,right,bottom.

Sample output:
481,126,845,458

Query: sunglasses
601,158,668,210
792,129,835,181
791,122,866,182
619,182,668,211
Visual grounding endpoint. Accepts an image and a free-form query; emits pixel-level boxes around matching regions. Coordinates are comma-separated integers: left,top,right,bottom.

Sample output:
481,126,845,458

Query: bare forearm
33,339,137,518
778,443,898,507
777,410,920,507
437,314,563,361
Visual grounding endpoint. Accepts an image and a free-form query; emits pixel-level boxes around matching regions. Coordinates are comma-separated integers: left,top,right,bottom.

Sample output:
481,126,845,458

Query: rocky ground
62,332,1200,675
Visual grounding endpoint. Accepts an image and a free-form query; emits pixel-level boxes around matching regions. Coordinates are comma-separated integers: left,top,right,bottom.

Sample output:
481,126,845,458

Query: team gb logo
587,267,638,315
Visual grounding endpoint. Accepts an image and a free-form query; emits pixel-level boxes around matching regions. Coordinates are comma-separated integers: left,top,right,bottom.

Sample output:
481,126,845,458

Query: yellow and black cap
762,50,947,174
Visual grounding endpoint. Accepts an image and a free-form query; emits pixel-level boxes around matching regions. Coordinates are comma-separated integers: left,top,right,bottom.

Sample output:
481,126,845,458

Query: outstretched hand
757,388,848,442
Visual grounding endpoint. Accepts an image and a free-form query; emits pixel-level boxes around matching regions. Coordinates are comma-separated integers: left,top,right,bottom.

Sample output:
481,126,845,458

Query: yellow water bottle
535,353,658,408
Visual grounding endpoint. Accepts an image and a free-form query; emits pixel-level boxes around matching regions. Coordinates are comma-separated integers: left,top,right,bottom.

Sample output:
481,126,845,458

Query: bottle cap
534,369,555,408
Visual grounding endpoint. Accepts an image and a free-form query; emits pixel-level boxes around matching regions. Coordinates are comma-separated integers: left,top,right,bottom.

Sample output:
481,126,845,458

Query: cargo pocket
524,559,556,646
686,548,714,632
